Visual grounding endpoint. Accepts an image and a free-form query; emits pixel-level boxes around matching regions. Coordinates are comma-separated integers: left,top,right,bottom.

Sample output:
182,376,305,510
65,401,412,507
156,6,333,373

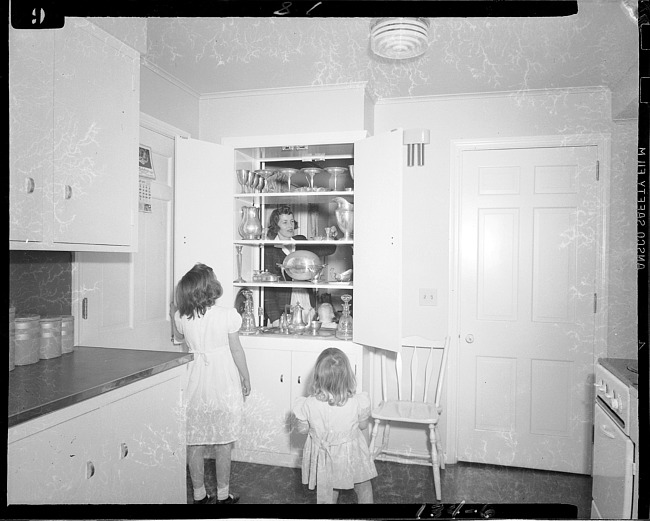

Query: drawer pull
65,185,73,200
25,177,35,194
120,443,129,459
280,374,283,383
86,461,95,479
297,376,301,384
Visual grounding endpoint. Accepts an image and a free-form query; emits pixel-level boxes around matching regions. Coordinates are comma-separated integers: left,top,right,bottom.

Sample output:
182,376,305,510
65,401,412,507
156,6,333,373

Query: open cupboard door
353,129,404,353
174,137,236,306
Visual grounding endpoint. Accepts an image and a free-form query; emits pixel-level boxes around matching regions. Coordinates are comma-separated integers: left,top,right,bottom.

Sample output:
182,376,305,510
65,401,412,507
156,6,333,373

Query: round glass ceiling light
370,18,430,60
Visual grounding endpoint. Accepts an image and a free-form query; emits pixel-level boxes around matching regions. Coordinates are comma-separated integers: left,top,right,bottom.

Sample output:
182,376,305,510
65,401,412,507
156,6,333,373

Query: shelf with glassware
233,165,355,330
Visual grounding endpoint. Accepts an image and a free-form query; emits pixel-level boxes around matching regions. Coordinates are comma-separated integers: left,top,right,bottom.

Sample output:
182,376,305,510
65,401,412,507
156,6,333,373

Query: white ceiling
142,1,638,101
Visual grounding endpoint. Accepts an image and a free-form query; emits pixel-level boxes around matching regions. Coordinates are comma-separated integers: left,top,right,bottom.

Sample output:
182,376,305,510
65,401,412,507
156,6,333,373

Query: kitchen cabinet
175,129,405,352
234,337,362,467
9,18,140,252
7,366,186,504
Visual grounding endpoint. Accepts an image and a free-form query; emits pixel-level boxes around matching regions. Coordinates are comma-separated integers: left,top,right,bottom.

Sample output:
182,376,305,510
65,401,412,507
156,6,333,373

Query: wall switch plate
419,288,437,306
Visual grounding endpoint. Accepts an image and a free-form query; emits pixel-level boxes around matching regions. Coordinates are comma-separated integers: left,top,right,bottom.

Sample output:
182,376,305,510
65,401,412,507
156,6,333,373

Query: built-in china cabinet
174,129,405,466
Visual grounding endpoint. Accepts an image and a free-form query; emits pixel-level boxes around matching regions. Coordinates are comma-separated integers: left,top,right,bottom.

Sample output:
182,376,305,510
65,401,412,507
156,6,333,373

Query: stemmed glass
254,170,274,193
236,170,250,194
245,170,256,193
301,167,323,191
280,168,299,192
325,167,347,192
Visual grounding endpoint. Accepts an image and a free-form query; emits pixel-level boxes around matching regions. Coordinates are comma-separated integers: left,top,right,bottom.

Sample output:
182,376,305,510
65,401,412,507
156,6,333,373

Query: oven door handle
599,423,616,439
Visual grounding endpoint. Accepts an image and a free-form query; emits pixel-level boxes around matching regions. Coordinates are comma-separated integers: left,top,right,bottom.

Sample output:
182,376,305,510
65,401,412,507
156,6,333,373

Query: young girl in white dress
170,263,251,504
292,347,378,504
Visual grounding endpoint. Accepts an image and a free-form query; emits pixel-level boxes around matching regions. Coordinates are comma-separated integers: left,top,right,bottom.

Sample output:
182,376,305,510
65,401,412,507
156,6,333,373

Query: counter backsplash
9,251,73,317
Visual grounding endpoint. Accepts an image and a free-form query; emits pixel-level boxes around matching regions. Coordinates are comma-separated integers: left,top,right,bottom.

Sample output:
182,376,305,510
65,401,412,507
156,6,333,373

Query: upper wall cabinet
9,19,140,252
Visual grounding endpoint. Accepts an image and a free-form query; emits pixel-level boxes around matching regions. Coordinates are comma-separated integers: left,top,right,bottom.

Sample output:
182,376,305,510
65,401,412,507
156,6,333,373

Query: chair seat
372,400,441,424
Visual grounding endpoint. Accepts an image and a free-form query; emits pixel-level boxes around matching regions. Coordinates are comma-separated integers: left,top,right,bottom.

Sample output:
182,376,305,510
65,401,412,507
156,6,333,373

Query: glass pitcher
239,206,262,240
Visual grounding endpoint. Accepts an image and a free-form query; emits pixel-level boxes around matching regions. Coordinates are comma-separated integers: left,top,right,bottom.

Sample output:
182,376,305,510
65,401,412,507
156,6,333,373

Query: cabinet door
52,21,139,247
100,373,186,503
9,27,53,243
7,408,111,504
174,137,235,305
239,348,292,455
289,350,321,453
354,129,404,352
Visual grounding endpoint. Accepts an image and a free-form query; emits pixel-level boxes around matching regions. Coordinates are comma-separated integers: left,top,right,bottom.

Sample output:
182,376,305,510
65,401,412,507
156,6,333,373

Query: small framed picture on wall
139,145,156,179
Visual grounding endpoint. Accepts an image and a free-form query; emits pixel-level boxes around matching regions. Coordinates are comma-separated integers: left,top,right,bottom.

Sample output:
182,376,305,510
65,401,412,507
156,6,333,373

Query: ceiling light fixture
370,18,430,60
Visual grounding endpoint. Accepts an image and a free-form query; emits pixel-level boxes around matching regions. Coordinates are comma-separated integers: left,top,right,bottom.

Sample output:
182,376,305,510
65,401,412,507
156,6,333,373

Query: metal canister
9,307,16,371
60,314,75,354
14,315,41,366
39,316,62,359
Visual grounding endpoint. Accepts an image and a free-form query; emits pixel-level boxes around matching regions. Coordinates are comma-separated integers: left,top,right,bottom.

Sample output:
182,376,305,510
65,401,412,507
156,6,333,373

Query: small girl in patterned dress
292,347,378,504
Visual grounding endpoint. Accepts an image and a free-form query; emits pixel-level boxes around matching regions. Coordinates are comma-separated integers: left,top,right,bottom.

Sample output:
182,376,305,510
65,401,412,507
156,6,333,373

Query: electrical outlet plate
419,288,437,306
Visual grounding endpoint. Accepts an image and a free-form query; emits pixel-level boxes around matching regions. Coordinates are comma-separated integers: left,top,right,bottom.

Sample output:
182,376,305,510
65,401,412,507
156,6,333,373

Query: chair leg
428,424,442,501
382,422,391,451
369,419,381,460
434,424,445,469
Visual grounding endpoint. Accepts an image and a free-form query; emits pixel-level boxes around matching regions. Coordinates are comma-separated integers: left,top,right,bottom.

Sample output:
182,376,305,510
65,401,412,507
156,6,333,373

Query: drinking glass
301,168,323,191
280,168,299,192
236,170,250,193
325,167,347,192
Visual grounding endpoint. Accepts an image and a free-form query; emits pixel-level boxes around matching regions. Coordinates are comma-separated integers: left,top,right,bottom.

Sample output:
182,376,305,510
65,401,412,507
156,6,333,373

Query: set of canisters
10,307,74,371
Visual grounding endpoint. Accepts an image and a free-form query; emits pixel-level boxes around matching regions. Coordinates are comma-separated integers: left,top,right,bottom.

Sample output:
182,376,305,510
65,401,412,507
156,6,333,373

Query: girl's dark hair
175,263,223,319
267,205,297,239
310,348,356,406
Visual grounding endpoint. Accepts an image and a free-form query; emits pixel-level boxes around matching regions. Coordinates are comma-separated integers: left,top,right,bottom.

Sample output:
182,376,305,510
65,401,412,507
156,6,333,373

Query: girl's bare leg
354,480,374,504
187,445,207,499
214,442,233,500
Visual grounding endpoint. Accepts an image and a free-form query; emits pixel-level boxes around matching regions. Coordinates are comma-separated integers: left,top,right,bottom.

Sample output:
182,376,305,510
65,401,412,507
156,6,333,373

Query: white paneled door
76,118,181,350
456,146,599,475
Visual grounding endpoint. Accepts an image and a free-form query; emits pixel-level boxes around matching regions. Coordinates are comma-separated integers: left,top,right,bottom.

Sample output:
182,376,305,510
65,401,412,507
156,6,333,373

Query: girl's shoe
194,494,216,504
215,492,240,504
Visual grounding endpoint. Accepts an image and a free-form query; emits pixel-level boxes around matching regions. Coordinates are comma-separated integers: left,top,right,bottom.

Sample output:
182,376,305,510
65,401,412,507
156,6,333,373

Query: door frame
446,133,611,464
71,113,191,345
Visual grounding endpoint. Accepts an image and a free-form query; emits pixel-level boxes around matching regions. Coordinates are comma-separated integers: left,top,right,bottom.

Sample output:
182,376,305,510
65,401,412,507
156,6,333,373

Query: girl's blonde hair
309,348,356,406
175,263,223,319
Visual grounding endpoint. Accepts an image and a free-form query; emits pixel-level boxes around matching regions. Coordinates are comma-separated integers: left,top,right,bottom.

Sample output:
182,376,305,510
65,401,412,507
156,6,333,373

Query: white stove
591,358,639,520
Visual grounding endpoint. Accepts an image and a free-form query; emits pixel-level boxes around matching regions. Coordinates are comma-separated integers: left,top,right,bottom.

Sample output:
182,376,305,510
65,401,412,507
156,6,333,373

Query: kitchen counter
8,346,193,428
598,357,638,389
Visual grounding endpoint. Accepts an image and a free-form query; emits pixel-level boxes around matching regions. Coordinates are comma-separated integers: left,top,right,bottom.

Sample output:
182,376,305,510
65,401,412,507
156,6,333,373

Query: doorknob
465,334,474,343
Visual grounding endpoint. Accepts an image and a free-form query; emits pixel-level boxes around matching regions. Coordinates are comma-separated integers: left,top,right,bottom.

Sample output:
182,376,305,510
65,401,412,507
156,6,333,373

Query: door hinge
593,293,597,313
596,160,600,181
82,297,88,319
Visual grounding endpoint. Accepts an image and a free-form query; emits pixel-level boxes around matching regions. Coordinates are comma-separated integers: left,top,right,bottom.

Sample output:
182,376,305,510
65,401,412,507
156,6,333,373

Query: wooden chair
369,336,450,501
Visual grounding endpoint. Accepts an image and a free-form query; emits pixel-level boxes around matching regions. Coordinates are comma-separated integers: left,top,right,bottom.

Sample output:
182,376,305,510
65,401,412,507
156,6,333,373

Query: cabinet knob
86,461,95,479
297,376,301,384
280,374,283,383
65,185,73,200
25,177,35,194
120,443,129,459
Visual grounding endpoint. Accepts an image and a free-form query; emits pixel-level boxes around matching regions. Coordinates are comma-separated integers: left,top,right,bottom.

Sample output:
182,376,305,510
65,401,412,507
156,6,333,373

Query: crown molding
375,86,611,105
200,82,370,100
140,57,201,99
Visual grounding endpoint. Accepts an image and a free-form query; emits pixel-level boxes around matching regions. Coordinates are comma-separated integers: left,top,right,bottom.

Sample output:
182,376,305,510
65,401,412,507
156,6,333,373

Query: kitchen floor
186,458,592,518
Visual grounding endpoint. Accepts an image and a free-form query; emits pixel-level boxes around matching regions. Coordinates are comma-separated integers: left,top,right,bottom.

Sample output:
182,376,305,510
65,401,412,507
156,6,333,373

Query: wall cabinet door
9,27,53,244
9,19,139,252
354,129,404,352
174,137,235,304
52,21,139,247
238,348,292,455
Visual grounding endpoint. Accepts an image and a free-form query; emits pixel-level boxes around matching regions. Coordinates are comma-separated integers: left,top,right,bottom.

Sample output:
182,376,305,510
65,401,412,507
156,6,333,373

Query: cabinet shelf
234,239,353,246
235,190,354,203
234,281,353,290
